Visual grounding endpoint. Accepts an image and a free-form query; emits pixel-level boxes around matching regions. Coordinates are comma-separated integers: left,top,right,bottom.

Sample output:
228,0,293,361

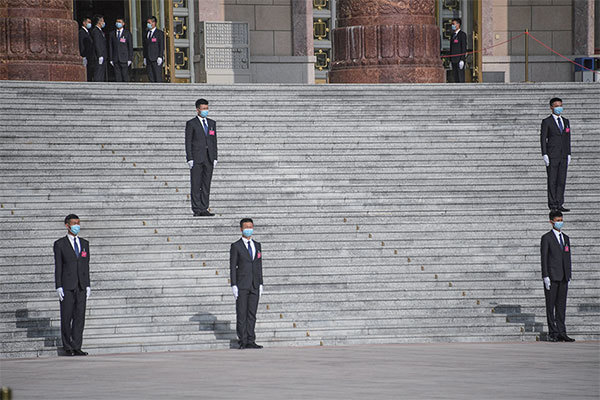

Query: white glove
57,287,64,301
127,60,132,67
99,56,104,65
567,155,571,166
213,160,218,168
259,285,263,297
82,57,87,66
110,61,114,66
459,60,464,69
543,154,550,167
86,287,91,300
143,58,147,66
157,57,163,66
187,160,194,169
232,285,238,300
543,277,551,290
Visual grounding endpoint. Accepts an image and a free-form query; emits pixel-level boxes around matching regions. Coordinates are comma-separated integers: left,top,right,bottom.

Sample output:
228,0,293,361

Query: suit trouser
147,61,162,82
451,62,465,83
190,159,213,213
60,287,87,350
113,61,129,82
236,287,259,344
544,279,568,338
85,64,94,82
546,157,568,209
93,62,107,82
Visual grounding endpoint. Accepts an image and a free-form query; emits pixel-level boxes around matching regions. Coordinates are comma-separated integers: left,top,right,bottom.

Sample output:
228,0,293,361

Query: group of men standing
78,15,165,83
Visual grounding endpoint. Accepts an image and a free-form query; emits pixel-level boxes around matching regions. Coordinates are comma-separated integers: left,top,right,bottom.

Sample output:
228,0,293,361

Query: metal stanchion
525,29,529,82
1,387,12,400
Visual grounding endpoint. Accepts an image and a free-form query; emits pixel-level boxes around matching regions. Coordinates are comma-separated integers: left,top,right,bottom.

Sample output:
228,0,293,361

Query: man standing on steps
90,14,108,82
541,97,571,212
108,17,133,82
143,16,164,83
230,218,264,349
540,210,575,343
185,98,218,216
449,18,467,83
78,17,94,82
54,214,91,356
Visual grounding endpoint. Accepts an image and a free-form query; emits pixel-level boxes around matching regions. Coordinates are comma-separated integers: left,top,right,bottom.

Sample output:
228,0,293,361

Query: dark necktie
559,234,565,250
118,30,121,39
557,117,564,132
202,119,208,136
247,241,252,259
74,238,80,257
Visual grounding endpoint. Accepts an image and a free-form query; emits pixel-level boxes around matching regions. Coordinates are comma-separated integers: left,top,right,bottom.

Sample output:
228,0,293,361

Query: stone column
0,0,85,81
329,0,444,83
572,0,595,55
291,0,313,56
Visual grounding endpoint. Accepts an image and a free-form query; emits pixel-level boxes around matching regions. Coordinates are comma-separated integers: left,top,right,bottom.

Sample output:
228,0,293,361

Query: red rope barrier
526,32,599,75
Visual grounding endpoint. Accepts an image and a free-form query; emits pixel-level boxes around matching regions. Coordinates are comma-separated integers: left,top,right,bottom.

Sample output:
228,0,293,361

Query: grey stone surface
1,342,599,400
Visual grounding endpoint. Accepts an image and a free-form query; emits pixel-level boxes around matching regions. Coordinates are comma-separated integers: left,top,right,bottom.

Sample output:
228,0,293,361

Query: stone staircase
0,81,598,358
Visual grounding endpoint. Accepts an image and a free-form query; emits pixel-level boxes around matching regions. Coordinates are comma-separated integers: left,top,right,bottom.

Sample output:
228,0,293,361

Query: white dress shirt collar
552,228,563,244
66,234,80,250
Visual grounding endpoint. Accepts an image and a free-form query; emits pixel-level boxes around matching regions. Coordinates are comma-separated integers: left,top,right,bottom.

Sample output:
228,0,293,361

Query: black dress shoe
238,343,246,350
558,335,575,342
558,207,570,212
73,349,88,356
547,336,559,342
246,342,263,349
64,349,76,356
196,211,215,217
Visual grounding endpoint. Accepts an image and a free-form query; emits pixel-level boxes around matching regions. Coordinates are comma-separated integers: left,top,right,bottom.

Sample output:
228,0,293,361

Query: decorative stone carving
0,0,85,80
330,0,444,83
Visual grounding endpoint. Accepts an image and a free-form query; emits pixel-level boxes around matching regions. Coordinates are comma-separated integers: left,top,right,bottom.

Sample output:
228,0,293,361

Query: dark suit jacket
185,117,218,164
449,30,467,63
541,230,571,282
143,29,165,61
541,115,571,159
230,239,263,290
90,26,107,61
108,29,133,63
54,236,91,290
78,27,94,59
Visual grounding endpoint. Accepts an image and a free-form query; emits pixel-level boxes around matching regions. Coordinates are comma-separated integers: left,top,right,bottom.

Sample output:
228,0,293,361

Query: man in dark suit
143,16,165,82
90,14,108,82
230,218,264,349
54,214,91,356
541,97,571,212
108,17,133,82
78,17,94,82
449,18,467,83
540,210,574,342
185,98,218,216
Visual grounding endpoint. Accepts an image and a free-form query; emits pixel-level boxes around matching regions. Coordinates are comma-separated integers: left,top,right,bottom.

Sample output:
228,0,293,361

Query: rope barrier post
525,29,529,82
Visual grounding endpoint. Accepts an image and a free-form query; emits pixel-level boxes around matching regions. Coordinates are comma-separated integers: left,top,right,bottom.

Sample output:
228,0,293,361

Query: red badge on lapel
152,37,157,42
565,127,570,133
454,39,458,43
209,130,215,136
257,252,261,259
564,246,569,252
81,250,88,258
120,38,126,43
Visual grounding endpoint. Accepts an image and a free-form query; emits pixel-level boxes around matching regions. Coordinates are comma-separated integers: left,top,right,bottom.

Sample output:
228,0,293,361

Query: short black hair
195,98,209,108
65,214,80,224
92,14,104,26
549,97,562,106
82,16,91,25
549,210,563,220
148,16,157,23
452,18,462,26
240,218,253,228
116,17,125,22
